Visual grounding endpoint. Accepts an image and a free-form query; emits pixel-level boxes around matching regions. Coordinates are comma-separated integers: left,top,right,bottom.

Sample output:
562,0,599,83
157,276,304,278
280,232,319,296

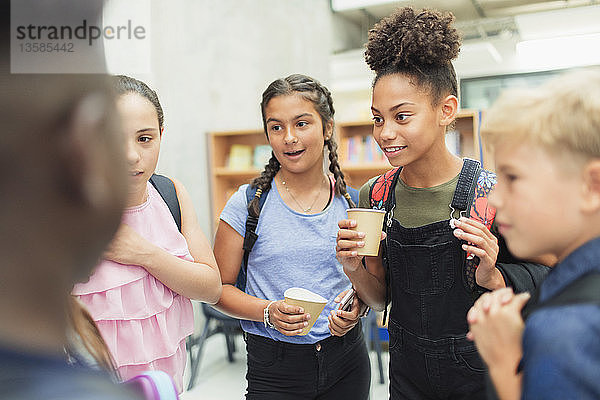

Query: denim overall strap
450,158,481,218
451,158,483,290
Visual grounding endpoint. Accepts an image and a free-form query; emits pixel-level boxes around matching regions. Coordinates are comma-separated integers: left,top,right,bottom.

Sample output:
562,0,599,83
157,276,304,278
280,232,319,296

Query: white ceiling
329,1,600,95
332,0,600,42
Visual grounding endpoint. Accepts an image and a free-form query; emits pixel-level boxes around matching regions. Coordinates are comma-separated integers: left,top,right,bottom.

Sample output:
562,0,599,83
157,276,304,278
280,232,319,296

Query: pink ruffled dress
73,182,194,393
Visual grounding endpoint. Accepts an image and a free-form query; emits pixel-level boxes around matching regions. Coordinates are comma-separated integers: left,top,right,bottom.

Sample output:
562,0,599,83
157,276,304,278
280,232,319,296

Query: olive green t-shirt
359,172,460,228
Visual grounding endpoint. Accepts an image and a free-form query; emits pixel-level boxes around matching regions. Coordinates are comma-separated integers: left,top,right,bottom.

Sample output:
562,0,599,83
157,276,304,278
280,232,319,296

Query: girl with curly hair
336,7,549,400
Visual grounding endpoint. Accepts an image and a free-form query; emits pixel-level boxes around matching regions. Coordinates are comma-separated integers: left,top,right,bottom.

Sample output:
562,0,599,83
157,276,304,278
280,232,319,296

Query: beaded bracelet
263,300,277,329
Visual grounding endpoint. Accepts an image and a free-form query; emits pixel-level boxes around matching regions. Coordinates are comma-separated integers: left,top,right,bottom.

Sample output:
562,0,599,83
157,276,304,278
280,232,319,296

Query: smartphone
339,288,355,312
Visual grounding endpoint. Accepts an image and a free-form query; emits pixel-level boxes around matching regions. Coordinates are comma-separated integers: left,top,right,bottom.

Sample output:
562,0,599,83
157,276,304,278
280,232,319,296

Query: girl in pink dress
73,75,222,393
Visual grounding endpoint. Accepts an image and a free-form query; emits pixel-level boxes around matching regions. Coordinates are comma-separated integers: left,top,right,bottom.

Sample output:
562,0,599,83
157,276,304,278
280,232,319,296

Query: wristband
263,300,276,329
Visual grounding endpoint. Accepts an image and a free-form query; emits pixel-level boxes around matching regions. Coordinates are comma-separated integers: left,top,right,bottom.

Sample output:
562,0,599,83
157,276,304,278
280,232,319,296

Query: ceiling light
331,0,403,12
516,33,600,69
515,5,600,40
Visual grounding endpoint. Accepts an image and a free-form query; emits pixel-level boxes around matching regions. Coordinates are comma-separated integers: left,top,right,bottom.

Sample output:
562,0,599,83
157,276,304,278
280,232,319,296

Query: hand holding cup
282,288,327,336
267,299,310,336
337,209,386,272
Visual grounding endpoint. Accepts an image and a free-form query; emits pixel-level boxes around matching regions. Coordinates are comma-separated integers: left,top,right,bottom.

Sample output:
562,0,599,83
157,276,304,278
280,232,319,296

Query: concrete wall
119,0,333,239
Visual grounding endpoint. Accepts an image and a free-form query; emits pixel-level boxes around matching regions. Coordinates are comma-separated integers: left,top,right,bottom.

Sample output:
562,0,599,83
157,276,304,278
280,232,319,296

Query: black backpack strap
450,158,481,218
149,174,182,232
237,185,268,292
522,272,600,320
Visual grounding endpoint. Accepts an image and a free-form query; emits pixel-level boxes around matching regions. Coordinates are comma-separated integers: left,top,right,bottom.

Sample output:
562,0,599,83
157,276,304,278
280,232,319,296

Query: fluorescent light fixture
515,5,600,40
331,0,401,12
516,33,600,68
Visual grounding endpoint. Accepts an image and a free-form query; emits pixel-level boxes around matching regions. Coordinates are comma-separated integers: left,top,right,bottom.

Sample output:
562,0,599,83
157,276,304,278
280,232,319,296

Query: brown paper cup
284,287,327,336
346,208,386,256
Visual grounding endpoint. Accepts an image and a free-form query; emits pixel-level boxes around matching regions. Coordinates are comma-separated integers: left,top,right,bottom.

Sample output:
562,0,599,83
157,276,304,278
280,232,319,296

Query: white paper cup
283,287,327,336
346,208,386,256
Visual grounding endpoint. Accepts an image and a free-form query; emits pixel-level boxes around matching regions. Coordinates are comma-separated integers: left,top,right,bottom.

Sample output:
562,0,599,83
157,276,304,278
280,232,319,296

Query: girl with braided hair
335,7,550,400
214,74,371,399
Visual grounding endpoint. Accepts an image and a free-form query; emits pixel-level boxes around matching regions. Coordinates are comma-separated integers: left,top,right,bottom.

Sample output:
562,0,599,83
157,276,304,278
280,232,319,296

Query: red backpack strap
368,167,401,327
468,169,497,230
369,167,401,210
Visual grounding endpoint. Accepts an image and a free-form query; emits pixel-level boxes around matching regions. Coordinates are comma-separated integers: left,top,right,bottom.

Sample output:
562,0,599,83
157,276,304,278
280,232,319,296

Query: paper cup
284,287,327,336
346,208,386,256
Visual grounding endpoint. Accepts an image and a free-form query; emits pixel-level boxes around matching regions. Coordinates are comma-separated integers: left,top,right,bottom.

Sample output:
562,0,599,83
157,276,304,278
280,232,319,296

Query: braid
248,153,280,217
317,83,335,126
326,139,355,208
316,81,355,208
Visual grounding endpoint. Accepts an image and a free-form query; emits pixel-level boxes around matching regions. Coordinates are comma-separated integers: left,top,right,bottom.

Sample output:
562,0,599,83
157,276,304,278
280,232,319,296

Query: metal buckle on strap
448,204,466,228
450,204,476,260
386,204,395,228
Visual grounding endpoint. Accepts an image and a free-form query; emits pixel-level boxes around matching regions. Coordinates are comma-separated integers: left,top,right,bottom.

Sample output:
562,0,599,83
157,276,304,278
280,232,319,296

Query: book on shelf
366,135,386,163
347,136,361,164
253,145,272,169
227,144,253,169
346,135,386,164
363,135,374,162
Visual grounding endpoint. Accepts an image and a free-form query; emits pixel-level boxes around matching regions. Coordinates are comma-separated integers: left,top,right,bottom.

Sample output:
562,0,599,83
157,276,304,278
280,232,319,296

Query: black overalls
382,160,487,400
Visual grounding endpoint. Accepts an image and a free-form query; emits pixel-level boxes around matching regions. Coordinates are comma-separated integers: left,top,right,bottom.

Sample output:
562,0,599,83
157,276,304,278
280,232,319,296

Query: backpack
149,174,182,232
522,272,600,318
238,180,359,292
369,159,496,228
368,159,497,324
486,272,600,400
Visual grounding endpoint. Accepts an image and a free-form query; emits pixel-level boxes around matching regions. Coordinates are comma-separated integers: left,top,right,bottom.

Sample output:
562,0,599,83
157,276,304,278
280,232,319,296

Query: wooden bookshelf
208,110,489,234
208,129,266,233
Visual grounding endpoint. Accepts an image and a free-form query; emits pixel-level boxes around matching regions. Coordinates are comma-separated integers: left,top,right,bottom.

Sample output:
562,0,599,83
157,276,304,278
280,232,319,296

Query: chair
186,303,243,390
362,310,385,384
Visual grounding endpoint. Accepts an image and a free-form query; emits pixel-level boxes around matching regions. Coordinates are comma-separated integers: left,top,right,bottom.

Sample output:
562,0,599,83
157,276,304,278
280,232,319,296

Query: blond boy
467,69,600,400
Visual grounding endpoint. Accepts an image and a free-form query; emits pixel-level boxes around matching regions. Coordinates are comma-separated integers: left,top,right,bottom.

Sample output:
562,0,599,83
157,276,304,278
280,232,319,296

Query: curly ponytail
365,7,461,105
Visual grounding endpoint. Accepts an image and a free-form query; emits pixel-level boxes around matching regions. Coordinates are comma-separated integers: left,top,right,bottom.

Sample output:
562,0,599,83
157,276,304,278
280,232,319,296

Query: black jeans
245,324,371,400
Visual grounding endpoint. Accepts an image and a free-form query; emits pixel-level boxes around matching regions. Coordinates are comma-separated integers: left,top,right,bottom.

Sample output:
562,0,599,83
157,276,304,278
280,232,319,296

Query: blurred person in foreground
0,1,140,399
